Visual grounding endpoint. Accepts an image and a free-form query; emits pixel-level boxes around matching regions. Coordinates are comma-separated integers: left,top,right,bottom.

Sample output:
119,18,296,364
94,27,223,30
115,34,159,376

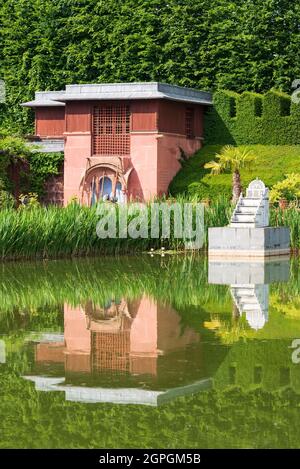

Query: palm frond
204,160,222,175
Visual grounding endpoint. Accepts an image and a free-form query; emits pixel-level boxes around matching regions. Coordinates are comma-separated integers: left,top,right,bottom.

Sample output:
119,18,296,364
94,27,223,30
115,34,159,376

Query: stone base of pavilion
208,226,290,259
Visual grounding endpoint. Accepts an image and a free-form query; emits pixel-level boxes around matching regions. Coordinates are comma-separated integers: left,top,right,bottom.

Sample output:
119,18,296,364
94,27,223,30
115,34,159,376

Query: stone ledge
208,226,290,258
208,258,290,284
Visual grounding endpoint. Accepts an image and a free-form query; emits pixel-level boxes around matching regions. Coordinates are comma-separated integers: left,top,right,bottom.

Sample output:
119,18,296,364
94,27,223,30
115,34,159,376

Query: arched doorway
83,168,127,206
91,176,113,205
115,181,124,203
99,176,112,200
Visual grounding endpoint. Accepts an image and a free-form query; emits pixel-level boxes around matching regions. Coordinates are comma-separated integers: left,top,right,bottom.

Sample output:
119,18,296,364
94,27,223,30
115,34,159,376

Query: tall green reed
0,197,231,260
2,196,300,261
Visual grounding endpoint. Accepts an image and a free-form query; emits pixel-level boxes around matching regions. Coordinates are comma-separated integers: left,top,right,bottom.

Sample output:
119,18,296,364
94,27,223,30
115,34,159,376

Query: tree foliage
204,145,256,201
1,0,300,133
204,145,256,174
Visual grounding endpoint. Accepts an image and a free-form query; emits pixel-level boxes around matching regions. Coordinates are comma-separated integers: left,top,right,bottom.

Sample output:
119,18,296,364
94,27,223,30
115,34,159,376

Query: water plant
0,194,300,260
0,196,232,260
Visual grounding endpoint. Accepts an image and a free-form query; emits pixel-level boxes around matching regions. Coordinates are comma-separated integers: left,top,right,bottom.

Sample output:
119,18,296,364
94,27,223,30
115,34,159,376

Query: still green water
0,255,300,448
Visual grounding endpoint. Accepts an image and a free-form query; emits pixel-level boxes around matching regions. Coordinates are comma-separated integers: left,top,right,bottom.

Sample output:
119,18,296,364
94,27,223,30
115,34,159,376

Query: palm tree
204,145,256,203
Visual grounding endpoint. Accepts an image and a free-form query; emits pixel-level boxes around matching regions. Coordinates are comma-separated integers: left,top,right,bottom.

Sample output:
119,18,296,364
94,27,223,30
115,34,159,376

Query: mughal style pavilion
21,83,212,205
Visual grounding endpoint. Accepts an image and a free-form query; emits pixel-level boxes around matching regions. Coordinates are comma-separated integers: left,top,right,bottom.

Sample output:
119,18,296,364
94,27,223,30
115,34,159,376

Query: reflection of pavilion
23,296,214,405
208,258,290,330
33,296,200,375
23,376,212,406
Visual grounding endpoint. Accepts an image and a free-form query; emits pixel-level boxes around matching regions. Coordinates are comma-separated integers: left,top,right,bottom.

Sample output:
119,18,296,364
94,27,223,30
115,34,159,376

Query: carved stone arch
80,157,131,205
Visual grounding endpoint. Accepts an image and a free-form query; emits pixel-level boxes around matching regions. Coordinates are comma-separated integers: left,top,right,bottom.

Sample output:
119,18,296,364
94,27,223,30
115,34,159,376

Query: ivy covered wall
204,90,300,145
1,1,300,135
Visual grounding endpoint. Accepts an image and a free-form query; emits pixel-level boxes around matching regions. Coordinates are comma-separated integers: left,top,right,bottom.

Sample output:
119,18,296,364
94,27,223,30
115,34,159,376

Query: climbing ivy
1,0,300,134
27,151,64,197
0,134,63,198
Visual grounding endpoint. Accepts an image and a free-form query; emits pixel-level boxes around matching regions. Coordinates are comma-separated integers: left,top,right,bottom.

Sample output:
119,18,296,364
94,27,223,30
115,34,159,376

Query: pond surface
1,255,300,448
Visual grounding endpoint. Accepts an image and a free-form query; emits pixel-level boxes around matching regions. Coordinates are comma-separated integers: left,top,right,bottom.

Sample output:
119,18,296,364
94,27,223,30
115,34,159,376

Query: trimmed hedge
205,90,300,145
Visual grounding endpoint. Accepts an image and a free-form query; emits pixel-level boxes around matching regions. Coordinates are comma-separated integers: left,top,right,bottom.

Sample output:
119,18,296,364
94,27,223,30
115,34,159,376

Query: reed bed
0,255,228,316
0,196,299,260
0,197,231,260
270,207,300,252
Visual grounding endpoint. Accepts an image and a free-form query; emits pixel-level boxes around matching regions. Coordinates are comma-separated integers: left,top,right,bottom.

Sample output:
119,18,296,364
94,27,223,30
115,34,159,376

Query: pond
0,255,300,448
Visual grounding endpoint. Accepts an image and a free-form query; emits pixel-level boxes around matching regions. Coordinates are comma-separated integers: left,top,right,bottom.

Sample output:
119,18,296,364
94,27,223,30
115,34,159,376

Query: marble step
236,302,261,310
234,294,258,302
231,214,256,223
229,222,257,228
233,290,255,298
239,198,261,206
235,206,261,214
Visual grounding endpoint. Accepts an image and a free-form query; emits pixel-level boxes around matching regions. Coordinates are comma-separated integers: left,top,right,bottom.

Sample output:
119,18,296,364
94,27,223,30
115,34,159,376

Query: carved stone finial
246,179,269,199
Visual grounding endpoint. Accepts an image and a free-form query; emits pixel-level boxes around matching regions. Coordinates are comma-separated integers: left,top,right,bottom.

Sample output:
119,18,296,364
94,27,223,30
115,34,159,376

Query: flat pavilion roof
21,82,212,107
23,375,212,406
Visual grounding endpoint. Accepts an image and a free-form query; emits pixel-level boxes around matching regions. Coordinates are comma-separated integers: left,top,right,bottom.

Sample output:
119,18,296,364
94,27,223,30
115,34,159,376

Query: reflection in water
23,296,214,405
208,258,290,330
231,284,269,330
2,255,300,448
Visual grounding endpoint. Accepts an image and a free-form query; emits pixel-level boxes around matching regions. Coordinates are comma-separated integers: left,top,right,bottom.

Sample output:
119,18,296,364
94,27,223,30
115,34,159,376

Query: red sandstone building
22,83,212,204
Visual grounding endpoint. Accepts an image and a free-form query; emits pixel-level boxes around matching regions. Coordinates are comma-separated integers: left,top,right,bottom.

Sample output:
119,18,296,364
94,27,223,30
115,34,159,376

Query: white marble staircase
229,179,269,228
230,196,262,227
230,284,269,330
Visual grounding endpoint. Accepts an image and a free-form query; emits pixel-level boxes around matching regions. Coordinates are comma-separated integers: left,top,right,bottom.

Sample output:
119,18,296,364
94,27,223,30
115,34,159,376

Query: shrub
18,192,40,209
0,180,15,209
270,173,300,203
0,134,64,198
27,151,64,197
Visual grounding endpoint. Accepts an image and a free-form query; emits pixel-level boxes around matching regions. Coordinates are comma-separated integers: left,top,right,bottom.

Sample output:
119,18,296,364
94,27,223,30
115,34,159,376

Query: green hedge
205,90,300,145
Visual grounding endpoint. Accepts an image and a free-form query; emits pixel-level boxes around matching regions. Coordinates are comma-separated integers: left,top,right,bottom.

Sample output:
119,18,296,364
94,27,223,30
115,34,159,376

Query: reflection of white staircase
230,284,269,330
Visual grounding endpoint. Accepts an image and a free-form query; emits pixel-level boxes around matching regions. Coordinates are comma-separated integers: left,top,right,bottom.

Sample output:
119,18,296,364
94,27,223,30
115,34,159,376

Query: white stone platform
23,376,212,406
208,226,290,258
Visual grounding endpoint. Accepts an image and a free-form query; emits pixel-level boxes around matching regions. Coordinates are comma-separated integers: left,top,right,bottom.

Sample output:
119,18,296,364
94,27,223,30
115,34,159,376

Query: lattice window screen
185,107,195,139
91,331,130,372
93,104,130,155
